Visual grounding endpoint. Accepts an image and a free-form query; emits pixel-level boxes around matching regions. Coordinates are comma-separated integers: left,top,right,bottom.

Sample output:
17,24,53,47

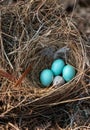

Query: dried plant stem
0,69,15,82
8,122,20,130
13,64,32,87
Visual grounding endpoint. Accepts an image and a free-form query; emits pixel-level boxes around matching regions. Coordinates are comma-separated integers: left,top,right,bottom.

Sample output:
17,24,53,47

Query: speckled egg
51,59,65,76
53,76,65,86
62,64,76,82
40,69,54,87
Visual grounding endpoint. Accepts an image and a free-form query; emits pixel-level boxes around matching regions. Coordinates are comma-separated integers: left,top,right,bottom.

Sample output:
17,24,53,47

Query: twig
49,96,90,106
3,49,14,70
8,122,20,130
23,23,44,50
0,69,16,82
0,93,31,117
13,64,32,87
73,126,90,130
0,11,4,62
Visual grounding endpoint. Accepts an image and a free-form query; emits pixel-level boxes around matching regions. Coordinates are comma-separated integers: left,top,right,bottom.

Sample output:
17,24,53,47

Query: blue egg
40,69,54,87
51,59,65,76
62,64,76,82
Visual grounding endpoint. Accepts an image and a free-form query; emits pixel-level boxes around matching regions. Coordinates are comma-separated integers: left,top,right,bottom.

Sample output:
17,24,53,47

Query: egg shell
53,76,65,86
62,64,76,82
40,69,54,87
51,59,65,76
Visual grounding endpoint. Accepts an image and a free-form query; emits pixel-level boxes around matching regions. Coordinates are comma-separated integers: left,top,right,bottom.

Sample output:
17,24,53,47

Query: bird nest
0,0,87,116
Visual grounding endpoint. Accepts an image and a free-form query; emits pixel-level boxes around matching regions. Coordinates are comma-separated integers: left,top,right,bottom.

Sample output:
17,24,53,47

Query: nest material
0,0,88,115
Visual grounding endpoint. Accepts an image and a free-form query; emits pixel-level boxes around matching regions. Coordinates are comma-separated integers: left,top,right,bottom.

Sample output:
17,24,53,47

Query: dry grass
0,0,90,129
